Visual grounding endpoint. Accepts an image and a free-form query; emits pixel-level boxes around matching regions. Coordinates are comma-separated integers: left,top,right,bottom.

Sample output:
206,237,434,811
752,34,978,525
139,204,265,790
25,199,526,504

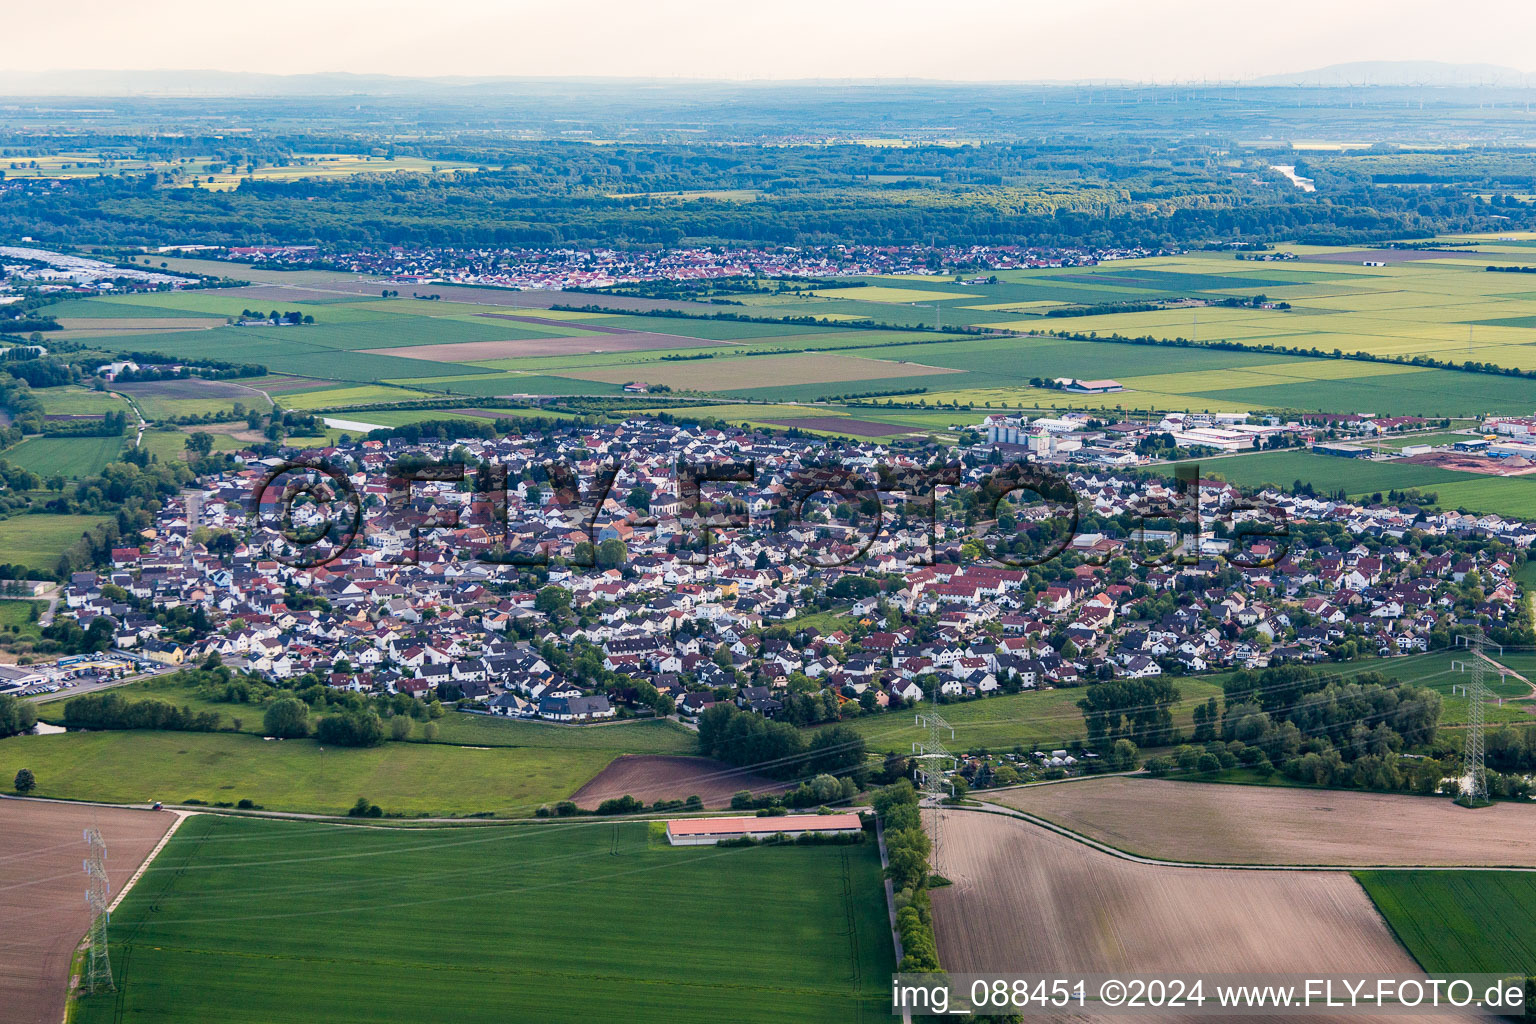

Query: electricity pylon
83,827,114,994
913,710,956,874
1459,630,1489,805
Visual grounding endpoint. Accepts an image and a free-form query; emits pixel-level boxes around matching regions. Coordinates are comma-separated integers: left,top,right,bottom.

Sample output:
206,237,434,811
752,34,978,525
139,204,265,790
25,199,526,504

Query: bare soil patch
992,777,1536,865
763,416,910,437
0,799,175,1024
930,808,1450,1015
570,754,791,809
1401,451,1536,476
363,331,722,362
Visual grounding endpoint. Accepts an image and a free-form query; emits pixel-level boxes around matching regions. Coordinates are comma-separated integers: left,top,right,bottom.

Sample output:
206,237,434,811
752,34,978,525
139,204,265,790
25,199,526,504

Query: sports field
1357,871,1536,974
72,814,893,1024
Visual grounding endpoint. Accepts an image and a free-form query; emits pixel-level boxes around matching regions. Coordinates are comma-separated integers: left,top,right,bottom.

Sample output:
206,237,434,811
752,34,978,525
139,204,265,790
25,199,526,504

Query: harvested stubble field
991,777,1536,865
569,754,791,809
0,799,176,1024
930,808,1430,984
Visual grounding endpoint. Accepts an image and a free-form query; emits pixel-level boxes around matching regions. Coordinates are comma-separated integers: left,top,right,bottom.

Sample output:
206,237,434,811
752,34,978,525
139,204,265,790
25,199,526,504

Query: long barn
665,813,863,846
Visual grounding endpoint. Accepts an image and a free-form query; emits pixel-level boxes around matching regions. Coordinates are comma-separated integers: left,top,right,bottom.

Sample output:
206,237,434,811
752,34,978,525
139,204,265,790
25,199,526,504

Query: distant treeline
9,139,1536,251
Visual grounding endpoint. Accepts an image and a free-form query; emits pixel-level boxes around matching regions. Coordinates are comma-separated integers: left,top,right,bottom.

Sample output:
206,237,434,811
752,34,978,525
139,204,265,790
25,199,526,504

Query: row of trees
62,691,222,733
696,703,866,780
873,780,941,973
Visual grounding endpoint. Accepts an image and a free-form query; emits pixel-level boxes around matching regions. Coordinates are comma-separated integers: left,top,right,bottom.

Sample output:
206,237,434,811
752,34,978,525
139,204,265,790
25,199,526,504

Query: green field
36,386,132,416
0,435,126,477
0,514,113,570
48,244,1536,420
1357,871,1536,974
831,651,1523,756
1160,450,1536,519
832,677,1227,754
0,730,619,816
73,813,892,1024
0,598,45,640
32,675,699,755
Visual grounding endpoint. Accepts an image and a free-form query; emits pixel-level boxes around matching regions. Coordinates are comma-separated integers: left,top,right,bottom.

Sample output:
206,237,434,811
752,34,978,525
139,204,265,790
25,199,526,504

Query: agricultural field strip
960,799,1536,872
70,814,892,1024
986,775,1536,868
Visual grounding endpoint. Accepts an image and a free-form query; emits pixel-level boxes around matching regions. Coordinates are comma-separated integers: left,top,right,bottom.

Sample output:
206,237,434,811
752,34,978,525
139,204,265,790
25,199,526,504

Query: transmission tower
1459,629,1489,805
913,710,956,873
83,827,114,994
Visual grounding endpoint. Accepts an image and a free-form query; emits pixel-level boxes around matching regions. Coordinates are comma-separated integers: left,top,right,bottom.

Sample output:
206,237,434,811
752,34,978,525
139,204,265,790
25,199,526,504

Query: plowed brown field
0,800,176,1024
991,778,1536,866
928,809,1485,1023
930,808,1416,974
569,754,791,809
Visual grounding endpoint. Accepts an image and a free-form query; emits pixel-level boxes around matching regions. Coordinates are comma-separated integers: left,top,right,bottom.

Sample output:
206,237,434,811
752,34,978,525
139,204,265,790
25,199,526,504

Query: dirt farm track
0,799,175,1024
569,754,791,810
992,777,1536,866
929,809,1488,1023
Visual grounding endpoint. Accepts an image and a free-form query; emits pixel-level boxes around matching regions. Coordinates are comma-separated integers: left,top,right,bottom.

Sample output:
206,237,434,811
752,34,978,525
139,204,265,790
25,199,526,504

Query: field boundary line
961,801,1536,873
108,810,193,914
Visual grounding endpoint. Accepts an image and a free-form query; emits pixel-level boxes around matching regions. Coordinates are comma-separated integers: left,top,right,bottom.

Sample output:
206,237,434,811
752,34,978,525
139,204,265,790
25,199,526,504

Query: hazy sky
10,0,1536,82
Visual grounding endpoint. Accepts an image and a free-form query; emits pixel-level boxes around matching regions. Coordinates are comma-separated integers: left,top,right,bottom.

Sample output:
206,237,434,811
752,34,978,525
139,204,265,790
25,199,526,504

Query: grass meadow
0,514,114,570
72,814,894,1024
1,435,126,477
0,730,618,817
1160,450,1536,519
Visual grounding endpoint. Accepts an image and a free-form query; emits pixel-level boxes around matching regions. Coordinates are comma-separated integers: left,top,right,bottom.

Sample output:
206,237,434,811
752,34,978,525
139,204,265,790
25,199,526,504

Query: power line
83,826,114,994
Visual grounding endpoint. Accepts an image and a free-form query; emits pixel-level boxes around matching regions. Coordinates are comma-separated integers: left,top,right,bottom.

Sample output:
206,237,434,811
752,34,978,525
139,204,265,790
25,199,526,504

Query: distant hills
1248,61,1532,88
0,62,1533,97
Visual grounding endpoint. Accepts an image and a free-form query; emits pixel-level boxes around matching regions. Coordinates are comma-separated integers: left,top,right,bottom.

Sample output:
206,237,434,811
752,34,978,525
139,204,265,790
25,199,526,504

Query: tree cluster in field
63,690,222,732
696,702,867,781
109,356,269,382
1078,677,1183,748
43,409,129,438
0,371,45,438
1138,665,1447,794
874,780,942,973
0,692,38,738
